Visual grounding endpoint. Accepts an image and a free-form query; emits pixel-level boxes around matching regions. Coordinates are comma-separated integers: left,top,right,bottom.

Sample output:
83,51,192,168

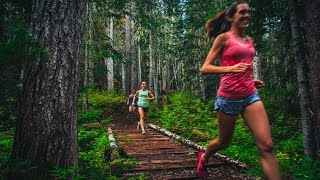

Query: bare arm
148,91,155,100
132,91,139,105
201,33,251,74
126,95,130,105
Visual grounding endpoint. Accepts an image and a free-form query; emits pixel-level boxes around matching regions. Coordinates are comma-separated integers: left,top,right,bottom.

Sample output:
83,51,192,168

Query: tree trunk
107,17,114,90
148,32,155,92
122,62,126,91
305,0,320,157
138,37,142,84
166,55,171,92
124,1,132,95
289,0,316,158
131,2,138,91
154,50,159,106
83,43,89,113
11,0,86,177
199,62,206,101
83,2,92,114
253,52,261,80
162,23,168,96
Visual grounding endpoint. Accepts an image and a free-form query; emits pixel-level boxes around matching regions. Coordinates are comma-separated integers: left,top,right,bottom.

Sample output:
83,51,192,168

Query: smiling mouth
242,19,249,25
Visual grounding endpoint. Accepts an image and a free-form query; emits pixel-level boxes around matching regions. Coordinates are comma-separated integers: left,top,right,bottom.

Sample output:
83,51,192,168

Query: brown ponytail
205,10,229,38
205,0,248,38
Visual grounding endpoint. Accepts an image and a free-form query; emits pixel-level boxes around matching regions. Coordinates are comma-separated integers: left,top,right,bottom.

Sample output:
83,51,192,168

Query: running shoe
197,151,208,177
142,130,146,135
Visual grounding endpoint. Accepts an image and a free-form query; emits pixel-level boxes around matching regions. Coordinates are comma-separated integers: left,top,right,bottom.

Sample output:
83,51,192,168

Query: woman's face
230,3,251,30
141,82,146,89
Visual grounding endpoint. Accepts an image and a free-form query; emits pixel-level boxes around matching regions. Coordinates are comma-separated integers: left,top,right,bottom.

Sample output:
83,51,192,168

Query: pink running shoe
197,151,208,177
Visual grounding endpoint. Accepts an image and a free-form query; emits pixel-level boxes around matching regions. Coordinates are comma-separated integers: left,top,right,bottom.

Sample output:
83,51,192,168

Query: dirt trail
111,108,256,180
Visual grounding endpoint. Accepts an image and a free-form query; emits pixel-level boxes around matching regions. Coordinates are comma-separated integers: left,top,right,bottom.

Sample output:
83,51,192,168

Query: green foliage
128,173,150,180
109,158,139,176
294,157,320,180
0,24,49,62
154,92,217,144
78,127,105,151
78,109,103,124
138,173,150,180
78,121,131,178
0,132,14,169
87,89,125,108
78,129,110,173
77,88,137,179
78,122,137,179
50,166,85,180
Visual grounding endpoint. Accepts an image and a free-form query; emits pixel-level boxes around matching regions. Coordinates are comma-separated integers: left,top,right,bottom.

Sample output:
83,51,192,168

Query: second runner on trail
132,81,155,135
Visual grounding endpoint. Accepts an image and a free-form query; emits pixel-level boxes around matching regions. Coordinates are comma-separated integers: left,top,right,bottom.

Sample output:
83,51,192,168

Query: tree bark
131,2,138,91
305,0,320,157
288,0,316,158
106,17,114,90
124,1,132,95
11,0,86,176
83,2,93,114
253,52,261,80
138,37,142,84
199,62,206,101
148,32,155,92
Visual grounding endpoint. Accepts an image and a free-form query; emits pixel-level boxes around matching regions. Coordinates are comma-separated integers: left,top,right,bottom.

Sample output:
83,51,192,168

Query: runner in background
132,81,155,135
126,90,136,121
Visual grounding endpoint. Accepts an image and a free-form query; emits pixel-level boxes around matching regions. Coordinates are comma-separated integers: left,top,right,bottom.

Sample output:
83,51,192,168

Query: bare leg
242,101,281,180
132,106,137,121
203,111,237,162
128,106,133,120
138,107,146,132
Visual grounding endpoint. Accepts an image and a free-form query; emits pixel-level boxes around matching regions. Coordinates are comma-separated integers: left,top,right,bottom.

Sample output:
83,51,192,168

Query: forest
0,0,320,179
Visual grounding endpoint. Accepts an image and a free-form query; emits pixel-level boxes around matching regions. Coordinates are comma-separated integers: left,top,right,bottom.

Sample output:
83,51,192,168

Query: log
107,127,120,161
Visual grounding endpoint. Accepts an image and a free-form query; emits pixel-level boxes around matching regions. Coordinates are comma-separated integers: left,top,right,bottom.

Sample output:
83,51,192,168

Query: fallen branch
107,127,120,161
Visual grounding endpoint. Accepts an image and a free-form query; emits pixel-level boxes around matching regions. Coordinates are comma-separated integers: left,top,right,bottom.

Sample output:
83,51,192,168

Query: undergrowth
75,88,138,179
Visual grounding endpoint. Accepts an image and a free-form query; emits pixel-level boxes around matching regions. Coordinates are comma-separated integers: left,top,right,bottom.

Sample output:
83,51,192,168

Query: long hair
206,0,248,38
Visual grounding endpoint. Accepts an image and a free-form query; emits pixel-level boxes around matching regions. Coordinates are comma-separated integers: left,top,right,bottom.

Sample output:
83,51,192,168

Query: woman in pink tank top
197,1,281,179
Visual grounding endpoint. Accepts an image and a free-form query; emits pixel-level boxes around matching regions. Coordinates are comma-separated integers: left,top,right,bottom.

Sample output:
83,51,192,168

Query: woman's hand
147,97,154,102
253,79,265,88
230,63,251,73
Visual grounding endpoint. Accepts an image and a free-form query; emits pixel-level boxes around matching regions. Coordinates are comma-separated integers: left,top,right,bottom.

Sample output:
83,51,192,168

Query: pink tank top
217,32,256,98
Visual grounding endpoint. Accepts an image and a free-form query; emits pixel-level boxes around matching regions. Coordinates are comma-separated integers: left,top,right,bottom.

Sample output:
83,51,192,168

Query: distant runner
127,90,137,121
132,81,155,135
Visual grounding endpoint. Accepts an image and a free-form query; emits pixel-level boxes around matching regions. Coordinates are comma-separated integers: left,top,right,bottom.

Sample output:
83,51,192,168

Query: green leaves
50,166,85,180
0,132,14,169
156,92,217,142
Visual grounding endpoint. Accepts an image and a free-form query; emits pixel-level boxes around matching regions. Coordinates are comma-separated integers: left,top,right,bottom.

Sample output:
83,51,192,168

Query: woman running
132,81,155,135
197,1,281,179
127,90,137,121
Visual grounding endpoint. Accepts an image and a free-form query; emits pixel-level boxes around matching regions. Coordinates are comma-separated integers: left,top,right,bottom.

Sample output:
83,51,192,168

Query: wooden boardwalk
111,119,256,180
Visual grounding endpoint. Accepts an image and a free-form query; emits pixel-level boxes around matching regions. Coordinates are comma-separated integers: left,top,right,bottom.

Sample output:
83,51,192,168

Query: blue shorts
214,93,261,116
137,106,148,113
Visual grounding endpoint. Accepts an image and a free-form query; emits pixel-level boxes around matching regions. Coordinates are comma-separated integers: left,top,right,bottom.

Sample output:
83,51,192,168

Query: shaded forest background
1,0,320,179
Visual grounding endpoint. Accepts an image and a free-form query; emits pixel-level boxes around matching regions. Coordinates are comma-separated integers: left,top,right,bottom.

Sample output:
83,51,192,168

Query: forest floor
110,106,257,180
